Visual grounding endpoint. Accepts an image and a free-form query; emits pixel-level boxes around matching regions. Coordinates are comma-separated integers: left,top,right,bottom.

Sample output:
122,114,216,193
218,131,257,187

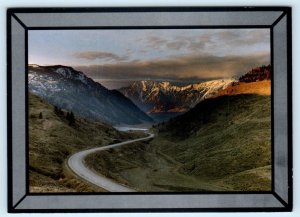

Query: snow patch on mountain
119,79,236,114
28,64,153,125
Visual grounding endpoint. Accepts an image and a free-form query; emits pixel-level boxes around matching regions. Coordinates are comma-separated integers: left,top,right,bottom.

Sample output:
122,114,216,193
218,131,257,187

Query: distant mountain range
28,65,153,125
28,63,269,125
119,79,235,121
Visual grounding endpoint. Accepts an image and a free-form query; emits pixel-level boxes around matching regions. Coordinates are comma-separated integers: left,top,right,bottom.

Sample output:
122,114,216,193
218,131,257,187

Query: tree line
54,106,75,126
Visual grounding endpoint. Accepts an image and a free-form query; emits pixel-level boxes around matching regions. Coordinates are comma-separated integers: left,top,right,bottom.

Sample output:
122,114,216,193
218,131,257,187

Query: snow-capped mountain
119,79,235,117
28,65,153,125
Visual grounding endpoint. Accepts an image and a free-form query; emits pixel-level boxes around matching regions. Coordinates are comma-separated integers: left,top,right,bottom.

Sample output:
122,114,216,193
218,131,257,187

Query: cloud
144,35,206,51
140,29,269,54
73,51,128,62
166,40,189,50
145,36,168,49
217,30,241,41
187,40,206,51
244,30,270,44
74,52,270,84
215,29,270,46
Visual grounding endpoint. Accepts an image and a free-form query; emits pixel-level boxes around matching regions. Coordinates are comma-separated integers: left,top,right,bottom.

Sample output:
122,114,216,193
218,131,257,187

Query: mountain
28,65,153,125
239,64,271,82
119,79,235,122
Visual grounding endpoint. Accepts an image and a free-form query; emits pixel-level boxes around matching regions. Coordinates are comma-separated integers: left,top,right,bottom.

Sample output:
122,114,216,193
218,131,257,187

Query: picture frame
7,6,292,212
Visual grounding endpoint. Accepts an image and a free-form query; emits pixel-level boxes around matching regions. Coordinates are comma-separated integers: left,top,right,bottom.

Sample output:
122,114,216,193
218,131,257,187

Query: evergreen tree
69,112,75,125
39,112,43,119
58,108,64,115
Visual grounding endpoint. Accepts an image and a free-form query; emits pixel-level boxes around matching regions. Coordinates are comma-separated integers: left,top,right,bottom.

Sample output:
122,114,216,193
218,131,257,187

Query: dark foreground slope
86,82,271,191
29,93,145,192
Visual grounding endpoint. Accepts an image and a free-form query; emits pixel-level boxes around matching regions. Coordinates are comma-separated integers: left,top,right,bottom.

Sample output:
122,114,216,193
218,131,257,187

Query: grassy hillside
86,81,271,192
156,94,271,180
29,93,144,192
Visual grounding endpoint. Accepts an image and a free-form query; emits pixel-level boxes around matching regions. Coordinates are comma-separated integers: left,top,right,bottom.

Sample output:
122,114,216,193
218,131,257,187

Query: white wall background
0,0,299,216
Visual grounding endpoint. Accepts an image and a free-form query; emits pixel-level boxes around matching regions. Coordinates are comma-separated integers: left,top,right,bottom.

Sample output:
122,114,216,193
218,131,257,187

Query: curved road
68,132,154,192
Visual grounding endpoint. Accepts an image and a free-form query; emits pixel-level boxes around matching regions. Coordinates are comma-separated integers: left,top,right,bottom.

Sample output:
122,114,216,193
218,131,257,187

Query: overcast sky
29,29,270,89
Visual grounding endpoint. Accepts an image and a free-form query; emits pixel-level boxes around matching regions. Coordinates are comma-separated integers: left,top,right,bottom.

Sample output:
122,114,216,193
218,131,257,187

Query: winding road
68,132,154,192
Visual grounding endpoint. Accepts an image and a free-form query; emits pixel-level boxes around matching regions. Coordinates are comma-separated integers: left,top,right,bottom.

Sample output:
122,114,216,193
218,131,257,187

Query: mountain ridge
119,79,235,120
28,64,153,125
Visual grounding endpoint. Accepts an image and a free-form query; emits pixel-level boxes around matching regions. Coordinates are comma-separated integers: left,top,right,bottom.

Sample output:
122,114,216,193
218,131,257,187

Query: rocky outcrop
239,65,271,83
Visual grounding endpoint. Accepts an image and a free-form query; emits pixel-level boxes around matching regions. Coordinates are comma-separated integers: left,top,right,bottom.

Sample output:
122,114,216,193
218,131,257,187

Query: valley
85,81,271,191
29,64,272,192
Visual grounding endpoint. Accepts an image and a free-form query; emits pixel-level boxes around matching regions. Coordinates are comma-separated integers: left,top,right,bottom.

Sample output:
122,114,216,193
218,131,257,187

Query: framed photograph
7,7,292,212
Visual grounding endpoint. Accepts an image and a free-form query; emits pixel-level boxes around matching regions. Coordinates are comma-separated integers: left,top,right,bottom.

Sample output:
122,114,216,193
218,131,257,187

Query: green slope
156,94,271,179
86,94,271,191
